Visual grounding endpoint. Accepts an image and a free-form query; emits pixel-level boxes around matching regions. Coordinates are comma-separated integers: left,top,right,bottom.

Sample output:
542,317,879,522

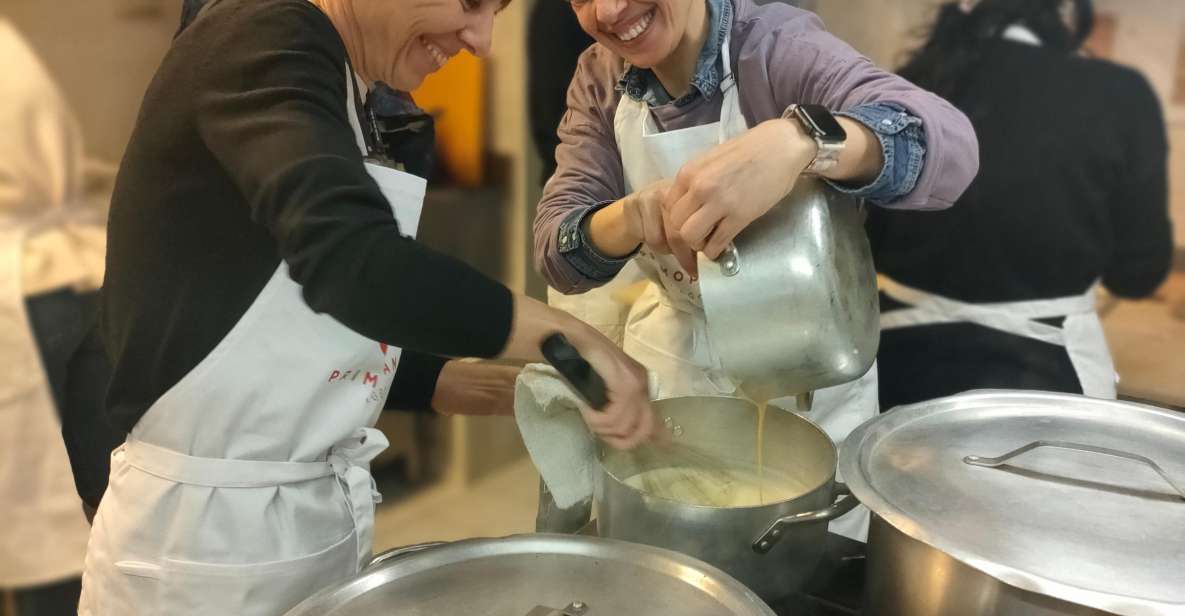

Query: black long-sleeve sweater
869,40,1173,408
99,0,513,433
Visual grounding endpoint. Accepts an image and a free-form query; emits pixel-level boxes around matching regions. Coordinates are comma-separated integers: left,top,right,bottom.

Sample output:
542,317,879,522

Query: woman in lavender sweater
533,0,978,540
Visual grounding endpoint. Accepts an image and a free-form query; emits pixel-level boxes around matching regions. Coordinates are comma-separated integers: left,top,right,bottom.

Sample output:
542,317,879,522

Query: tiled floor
372,456,540,552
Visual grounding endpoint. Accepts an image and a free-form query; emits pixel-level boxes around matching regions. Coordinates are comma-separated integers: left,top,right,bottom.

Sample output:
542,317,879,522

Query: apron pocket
153,531,356,616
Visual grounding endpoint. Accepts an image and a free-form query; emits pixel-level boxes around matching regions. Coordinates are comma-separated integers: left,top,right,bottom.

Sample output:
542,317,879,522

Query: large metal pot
596,396,857,602
697,178,878,402
841,390,1185,616
283,534,776,615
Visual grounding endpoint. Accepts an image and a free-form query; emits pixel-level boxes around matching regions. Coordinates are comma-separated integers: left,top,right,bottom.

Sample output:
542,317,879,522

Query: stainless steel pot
283,534,777,615
697,178,878,402
596,396,857,602
841,390,1185,616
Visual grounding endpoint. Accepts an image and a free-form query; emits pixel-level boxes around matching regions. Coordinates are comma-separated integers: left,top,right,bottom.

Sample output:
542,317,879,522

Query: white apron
880,276,1118,398
611,32,876,541
78,66,425,616
0,17,98,588
0,225,95,588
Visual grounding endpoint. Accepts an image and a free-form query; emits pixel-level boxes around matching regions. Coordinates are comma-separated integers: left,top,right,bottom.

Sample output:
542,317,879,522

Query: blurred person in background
870,0,1173,409
0,17,108,616
529,0,595,187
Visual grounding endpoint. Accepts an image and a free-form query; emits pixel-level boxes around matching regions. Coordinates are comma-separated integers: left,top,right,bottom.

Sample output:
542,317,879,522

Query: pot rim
284,534,778,616
598,396,839,511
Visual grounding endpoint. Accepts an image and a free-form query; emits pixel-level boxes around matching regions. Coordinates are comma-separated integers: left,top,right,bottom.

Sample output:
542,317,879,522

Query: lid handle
366,541,448,571
964,440,1185,501
524,602,590,616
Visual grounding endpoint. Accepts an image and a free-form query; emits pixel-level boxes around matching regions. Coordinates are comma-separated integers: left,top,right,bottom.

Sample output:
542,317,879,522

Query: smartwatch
782,104,847,174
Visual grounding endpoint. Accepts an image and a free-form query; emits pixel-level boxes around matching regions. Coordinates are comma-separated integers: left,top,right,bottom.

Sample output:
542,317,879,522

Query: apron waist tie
122,426,389,569
879,276,1098,344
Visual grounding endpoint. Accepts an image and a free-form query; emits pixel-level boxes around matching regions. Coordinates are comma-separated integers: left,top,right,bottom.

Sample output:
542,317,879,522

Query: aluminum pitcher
697,178,879,403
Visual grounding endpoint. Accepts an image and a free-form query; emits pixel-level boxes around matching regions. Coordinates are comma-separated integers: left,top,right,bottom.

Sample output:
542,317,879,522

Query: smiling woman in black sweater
72,0,658,614
869,0,1172,409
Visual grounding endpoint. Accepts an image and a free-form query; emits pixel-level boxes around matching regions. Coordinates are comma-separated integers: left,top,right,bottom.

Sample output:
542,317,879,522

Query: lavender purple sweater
534,0,979,294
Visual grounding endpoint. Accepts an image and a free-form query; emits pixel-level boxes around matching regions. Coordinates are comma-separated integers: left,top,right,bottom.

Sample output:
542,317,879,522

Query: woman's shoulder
198,0,330,25
730,0,829,52
568,43,626,107
1051,53,1161,111
181,0,344,62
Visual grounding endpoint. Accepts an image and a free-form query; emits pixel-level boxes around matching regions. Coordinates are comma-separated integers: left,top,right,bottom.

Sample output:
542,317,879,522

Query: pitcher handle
752,482,859,554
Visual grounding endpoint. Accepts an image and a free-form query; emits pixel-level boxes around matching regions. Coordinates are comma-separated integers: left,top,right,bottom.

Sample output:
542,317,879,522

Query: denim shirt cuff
557,202,636,281
830,103,926,205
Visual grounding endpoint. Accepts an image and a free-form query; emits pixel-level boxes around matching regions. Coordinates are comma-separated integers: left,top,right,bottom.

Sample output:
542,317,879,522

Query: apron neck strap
718,25,736,94
716,28,745,141
342,56,390,161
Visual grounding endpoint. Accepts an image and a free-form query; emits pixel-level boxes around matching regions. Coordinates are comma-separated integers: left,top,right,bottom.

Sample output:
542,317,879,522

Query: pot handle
366,541,448,571
752,482,860,554
964,440,1185,501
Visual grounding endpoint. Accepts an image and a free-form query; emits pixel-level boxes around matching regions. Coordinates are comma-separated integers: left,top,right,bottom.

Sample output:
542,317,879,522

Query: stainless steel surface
753,483,859,554
524,601,590,616
864,517,1114,616
597,396,842,602
841,390,1185,616
285,534,777,616
963,440,1185,500
698,178,878,401
535,479,593,534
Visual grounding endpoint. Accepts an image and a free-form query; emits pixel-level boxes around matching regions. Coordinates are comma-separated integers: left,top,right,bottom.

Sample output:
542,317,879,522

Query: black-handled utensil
541,334,609,411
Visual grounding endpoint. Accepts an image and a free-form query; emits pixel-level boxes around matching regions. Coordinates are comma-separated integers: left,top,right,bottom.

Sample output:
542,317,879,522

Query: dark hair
898,0,1095,100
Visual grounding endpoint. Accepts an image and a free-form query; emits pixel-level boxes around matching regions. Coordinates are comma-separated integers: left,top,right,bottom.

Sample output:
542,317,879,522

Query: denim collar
615,0,731,107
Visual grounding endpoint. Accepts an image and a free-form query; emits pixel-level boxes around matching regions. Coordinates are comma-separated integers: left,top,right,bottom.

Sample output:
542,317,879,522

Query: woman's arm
1103,69,1173,298
193,0,513,358
746,11,979,210
533,50,640,294
193,2,657,447
654,10,978,267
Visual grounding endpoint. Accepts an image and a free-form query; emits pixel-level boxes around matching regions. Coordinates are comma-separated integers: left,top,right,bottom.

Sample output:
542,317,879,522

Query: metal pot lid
840,390,1185,615
285,534,776,616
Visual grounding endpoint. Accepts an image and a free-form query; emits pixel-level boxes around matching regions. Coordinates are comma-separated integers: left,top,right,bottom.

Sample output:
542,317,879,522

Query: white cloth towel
515,364,658,508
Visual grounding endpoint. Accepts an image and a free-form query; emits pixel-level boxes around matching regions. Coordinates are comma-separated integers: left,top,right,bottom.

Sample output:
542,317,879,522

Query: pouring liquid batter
623,393,804,507
755,399,768,504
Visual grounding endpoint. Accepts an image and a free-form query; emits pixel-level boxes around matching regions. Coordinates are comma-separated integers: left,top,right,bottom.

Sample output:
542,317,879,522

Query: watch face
796,104,847,143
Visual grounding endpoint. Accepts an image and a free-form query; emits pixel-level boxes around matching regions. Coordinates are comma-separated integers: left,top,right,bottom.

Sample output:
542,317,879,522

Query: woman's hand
663,115,883,267
586,179,676,258
431,360,522,416
663,119,816,264
499,296,660,450
564,324,659,450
